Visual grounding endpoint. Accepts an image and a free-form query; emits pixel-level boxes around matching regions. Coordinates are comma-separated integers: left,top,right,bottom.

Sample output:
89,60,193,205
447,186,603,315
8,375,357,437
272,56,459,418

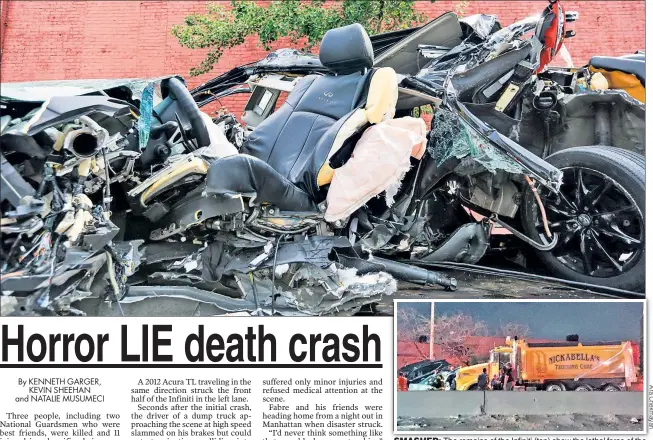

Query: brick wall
0,1,644,117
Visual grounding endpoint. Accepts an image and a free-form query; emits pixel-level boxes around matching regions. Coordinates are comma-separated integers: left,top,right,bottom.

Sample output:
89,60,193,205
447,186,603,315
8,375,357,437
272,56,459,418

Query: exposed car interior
205,23,398,212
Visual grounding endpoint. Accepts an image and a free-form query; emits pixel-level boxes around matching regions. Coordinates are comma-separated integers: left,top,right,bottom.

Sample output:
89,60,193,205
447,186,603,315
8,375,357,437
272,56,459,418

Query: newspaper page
0,301,648,439
0,0,649,439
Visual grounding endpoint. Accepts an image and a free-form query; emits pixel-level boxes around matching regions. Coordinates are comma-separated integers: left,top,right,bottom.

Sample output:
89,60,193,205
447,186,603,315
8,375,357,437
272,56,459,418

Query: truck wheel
545,382,566,391
521,146,645,292
574,384,592,391
468,384,478,391
602,384,621,391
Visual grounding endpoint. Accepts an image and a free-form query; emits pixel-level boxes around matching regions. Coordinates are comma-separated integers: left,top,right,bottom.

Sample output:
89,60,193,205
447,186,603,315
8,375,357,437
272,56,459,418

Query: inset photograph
395,300,644,433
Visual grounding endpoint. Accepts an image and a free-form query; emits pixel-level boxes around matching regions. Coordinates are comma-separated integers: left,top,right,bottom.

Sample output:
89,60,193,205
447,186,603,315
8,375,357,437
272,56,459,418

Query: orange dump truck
456,337,636,391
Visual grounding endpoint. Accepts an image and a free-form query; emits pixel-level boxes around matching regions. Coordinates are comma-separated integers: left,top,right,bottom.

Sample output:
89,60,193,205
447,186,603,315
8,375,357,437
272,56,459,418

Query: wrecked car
407,367,459,391
191,0,644,292
408,372,444,391
0,0,645,317
399,358,452,384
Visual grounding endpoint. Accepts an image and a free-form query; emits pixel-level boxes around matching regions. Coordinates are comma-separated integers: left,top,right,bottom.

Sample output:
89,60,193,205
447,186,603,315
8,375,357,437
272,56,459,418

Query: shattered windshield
428,107,526,174
0,76,170,104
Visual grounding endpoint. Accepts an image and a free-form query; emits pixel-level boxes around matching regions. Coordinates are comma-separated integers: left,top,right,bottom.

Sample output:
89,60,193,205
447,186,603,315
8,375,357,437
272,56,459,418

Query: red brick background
0,1,645,116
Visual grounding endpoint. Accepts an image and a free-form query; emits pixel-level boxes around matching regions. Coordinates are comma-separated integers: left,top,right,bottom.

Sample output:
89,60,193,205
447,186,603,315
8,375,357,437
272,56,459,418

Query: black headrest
319,23,374,74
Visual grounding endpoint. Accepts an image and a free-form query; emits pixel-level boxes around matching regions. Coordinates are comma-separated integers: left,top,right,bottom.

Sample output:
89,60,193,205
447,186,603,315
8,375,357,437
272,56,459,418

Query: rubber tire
574,384,592,391
522,146,645,292
468,384,478,391
545,382,566,391
602,384,621,392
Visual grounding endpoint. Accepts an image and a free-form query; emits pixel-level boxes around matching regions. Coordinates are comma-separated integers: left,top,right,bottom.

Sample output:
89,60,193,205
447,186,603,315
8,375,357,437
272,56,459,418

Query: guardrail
396,391,644,418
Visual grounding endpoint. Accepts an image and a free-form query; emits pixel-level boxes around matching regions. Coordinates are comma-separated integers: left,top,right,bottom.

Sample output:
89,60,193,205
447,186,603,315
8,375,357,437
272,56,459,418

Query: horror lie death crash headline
1,324,381,365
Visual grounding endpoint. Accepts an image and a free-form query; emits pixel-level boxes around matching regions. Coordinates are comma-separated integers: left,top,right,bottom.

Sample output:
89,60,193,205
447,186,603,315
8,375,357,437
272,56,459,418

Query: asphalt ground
73,269,605,317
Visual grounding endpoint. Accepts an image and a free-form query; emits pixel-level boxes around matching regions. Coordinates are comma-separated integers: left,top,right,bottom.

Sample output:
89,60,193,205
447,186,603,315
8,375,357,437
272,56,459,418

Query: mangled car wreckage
0,1,645,316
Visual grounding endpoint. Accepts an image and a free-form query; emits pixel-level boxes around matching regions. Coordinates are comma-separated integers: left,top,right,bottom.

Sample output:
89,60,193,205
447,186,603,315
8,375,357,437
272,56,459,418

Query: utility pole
429,302,435,360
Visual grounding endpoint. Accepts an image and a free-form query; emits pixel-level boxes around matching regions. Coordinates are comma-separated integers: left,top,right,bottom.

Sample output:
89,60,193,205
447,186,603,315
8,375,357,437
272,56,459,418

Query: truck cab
455,345,513,390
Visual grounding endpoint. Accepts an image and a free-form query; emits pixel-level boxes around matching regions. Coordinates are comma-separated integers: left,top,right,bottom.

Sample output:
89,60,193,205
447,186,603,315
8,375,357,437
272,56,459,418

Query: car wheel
602,384,621,391
468,384,478,391
545,382,566,391
522,146,645,292
574,384,592,391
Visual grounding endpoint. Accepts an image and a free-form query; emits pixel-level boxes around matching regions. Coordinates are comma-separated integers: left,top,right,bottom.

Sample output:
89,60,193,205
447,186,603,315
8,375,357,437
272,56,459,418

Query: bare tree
433,313,488,364
396,307,431,360
396,307,491,364
499,321,530,339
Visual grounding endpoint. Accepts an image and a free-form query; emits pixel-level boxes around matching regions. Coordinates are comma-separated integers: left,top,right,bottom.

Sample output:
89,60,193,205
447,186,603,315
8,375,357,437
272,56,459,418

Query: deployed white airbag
325,116,427,222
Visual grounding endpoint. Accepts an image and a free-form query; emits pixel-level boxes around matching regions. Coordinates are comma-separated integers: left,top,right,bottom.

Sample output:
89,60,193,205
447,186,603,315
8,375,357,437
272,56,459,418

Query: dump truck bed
520,341,635,384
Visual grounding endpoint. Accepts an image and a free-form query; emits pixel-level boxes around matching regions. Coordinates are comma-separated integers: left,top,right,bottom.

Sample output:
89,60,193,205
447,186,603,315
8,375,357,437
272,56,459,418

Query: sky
397,302,643,341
